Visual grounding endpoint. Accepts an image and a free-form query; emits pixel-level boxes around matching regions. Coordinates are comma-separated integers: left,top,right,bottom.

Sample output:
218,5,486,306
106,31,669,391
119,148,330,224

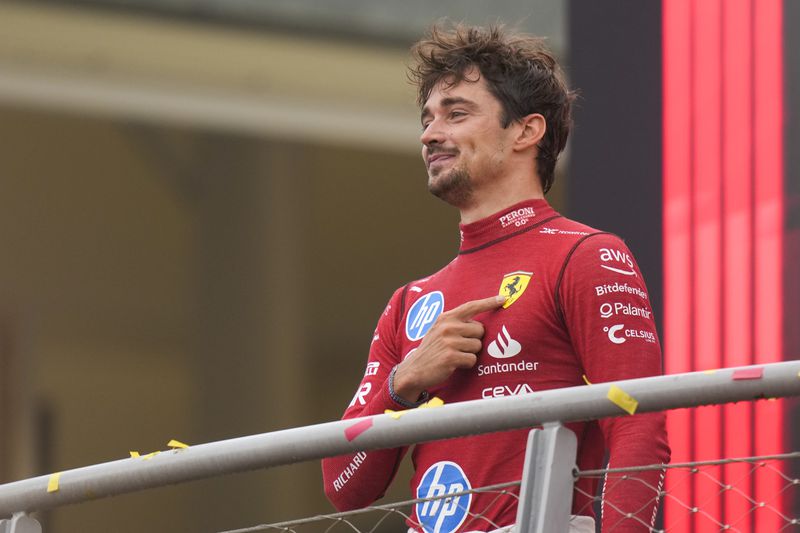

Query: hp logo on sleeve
406,291,444,341
415,461,472,533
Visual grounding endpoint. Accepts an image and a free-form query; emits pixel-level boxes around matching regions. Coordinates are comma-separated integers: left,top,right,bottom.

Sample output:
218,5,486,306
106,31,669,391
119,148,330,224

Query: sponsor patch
599,247,637,276
481,383,534,398
595,282,648,300
498,271,532,308
348,382,372,407
487,325,522,359
477,360,539,376
332,451,367,492
416,461,472,533
603,324,657,344
599,302,652,320
364,362,380,376
539,227,590,236
498,207,536,228
406,291,445,341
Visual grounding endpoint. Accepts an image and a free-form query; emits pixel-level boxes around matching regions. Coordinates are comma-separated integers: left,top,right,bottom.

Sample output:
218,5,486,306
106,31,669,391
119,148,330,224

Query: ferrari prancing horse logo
498,271,532,308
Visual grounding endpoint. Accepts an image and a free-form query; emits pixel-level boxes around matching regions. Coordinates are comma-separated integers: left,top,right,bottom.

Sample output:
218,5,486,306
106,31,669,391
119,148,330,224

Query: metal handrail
0,361,798,517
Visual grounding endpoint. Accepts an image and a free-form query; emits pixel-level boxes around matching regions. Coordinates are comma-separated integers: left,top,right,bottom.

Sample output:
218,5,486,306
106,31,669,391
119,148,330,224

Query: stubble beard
428,165,474,207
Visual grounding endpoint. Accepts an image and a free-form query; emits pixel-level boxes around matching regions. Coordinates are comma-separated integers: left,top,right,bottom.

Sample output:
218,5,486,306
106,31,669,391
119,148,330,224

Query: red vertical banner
721,0,754,530
662,0,693,530
753,0,784,529
662,0,784,530
690,1,723,530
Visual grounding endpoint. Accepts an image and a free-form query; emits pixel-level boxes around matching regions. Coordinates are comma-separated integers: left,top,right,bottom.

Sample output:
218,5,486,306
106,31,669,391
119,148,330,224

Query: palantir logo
416,461,472,533
406,291,445,341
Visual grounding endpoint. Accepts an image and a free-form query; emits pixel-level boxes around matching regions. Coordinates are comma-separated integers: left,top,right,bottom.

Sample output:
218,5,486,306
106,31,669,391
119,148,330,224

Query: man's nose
420,119,445,146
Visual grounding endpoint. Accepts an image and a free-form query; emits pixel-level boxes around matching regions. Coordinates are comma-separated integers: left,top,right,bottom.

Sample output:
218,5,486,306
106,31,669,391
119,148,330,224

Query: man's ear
513,114,546,151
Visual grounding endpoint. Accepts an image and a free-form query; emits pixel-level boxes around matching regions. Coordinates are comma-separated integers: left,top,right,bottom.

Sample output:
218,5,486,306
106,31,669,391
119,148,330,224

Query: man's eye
450,111,466,119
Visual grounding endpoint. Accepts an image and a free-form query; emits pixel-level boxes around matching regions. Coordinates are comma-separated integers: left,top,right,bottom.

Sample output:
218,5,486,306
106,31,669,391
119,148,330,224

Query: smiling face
420,71,518,208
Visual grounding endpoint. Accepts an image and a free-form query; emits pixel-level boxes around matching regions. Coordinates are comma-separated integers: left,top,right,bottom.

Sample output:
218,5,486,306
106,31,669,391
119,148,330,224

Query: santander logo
487,325,522,358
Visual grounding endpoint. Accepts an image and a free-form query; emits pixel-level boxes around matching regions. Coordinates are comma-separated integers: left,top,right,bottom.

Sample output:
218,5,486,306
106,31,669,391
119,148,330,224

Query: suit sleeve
559,233,671,531
321,287,416,511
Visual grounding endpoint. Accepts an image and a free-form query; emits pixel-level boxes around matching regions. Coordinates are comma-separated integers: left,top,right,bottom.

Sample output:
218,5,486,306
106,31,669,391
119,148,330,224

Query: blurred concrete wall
0,105,466,532
0,2,567,531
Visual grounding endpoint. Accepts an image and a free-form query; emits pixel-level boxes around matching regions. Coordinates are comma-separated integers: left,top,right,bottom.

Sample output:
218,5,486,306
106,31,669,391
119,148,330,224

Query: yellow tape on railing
607,385,638,415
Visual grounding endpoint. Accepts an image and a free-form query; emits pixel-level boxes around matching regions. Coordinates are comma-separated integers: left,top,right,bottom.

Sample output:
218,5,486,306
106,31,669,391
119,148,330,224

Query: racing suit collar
458,198,556,253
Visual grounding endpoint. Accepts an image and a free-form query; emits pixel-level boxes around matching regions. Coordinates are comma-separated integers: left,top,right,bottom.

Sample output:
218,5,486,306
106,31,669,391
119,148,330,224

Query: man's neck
458,180,545,224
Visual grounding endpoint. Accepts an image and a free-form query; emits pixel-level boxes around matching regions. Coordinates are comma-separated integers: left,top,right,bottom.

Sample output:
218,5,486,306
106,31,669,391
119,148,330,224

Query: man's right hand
392,294,506,403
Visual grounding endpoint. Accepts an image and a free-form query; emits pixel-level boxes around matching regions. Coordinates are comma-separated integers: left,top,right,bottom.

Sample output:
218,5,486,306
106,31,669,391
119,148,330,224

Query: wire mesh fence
219,452,799,533
217,481,522,533
573,451,800,532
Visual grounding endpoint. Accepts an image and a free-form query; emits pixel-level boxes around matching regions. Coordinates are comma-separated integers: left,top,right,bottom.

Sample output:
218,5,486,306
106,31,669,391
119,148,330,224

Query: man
322,23,669,533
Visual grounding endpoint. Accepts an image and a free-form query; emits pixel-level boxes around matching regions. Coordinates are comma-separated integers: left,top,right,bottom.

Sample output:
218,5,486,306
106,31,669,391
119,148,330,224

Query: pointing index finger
451,295,507,320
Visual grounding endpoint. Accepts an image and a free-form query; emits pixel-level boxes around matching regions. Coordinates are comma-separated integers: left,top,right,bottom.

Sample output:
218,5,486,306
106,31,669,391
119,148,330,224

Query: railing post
515,423,577,533
0,513,42,533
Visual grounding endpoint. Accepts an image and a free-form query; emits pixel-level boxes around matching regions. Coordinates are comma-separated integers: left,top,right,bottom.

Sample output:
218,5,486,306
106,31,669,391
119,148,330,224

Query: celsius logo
406,291,444,341
599,247,637,276
604,324,626,344
603,324,657,344
487,325,522,359
416,461,472,533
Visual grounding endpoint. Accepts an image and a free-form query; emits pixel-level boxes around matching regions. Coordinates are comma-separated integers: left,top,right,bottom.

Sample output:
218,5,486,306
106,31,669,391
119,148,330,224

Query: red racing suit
322,199,670,532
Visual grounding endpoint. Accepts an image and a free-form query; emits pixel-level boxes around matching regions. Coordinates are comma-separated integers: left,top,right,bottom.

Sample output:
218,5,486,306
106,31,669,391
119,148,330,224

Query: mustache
426,147,459,157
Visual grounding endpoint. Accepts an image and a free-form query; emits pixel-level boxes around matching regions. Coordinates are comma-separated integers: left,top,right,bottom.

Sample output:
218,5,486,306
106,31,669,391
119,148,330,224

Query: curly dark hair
409,23,575,194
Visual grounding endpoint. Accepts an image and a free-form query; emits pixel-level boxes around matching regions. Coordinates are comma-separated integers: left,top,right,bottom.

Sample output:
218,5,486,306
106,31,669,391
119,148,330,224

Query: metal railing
0,361,798,532
574,452,800,532
214,451,800,533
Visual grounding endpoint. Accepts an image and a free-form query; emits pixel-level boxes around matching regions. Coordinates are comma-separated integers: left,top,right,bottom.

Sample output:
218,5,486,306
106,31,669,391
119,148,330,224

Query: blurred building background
0,1,796,532
0,2,567,531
